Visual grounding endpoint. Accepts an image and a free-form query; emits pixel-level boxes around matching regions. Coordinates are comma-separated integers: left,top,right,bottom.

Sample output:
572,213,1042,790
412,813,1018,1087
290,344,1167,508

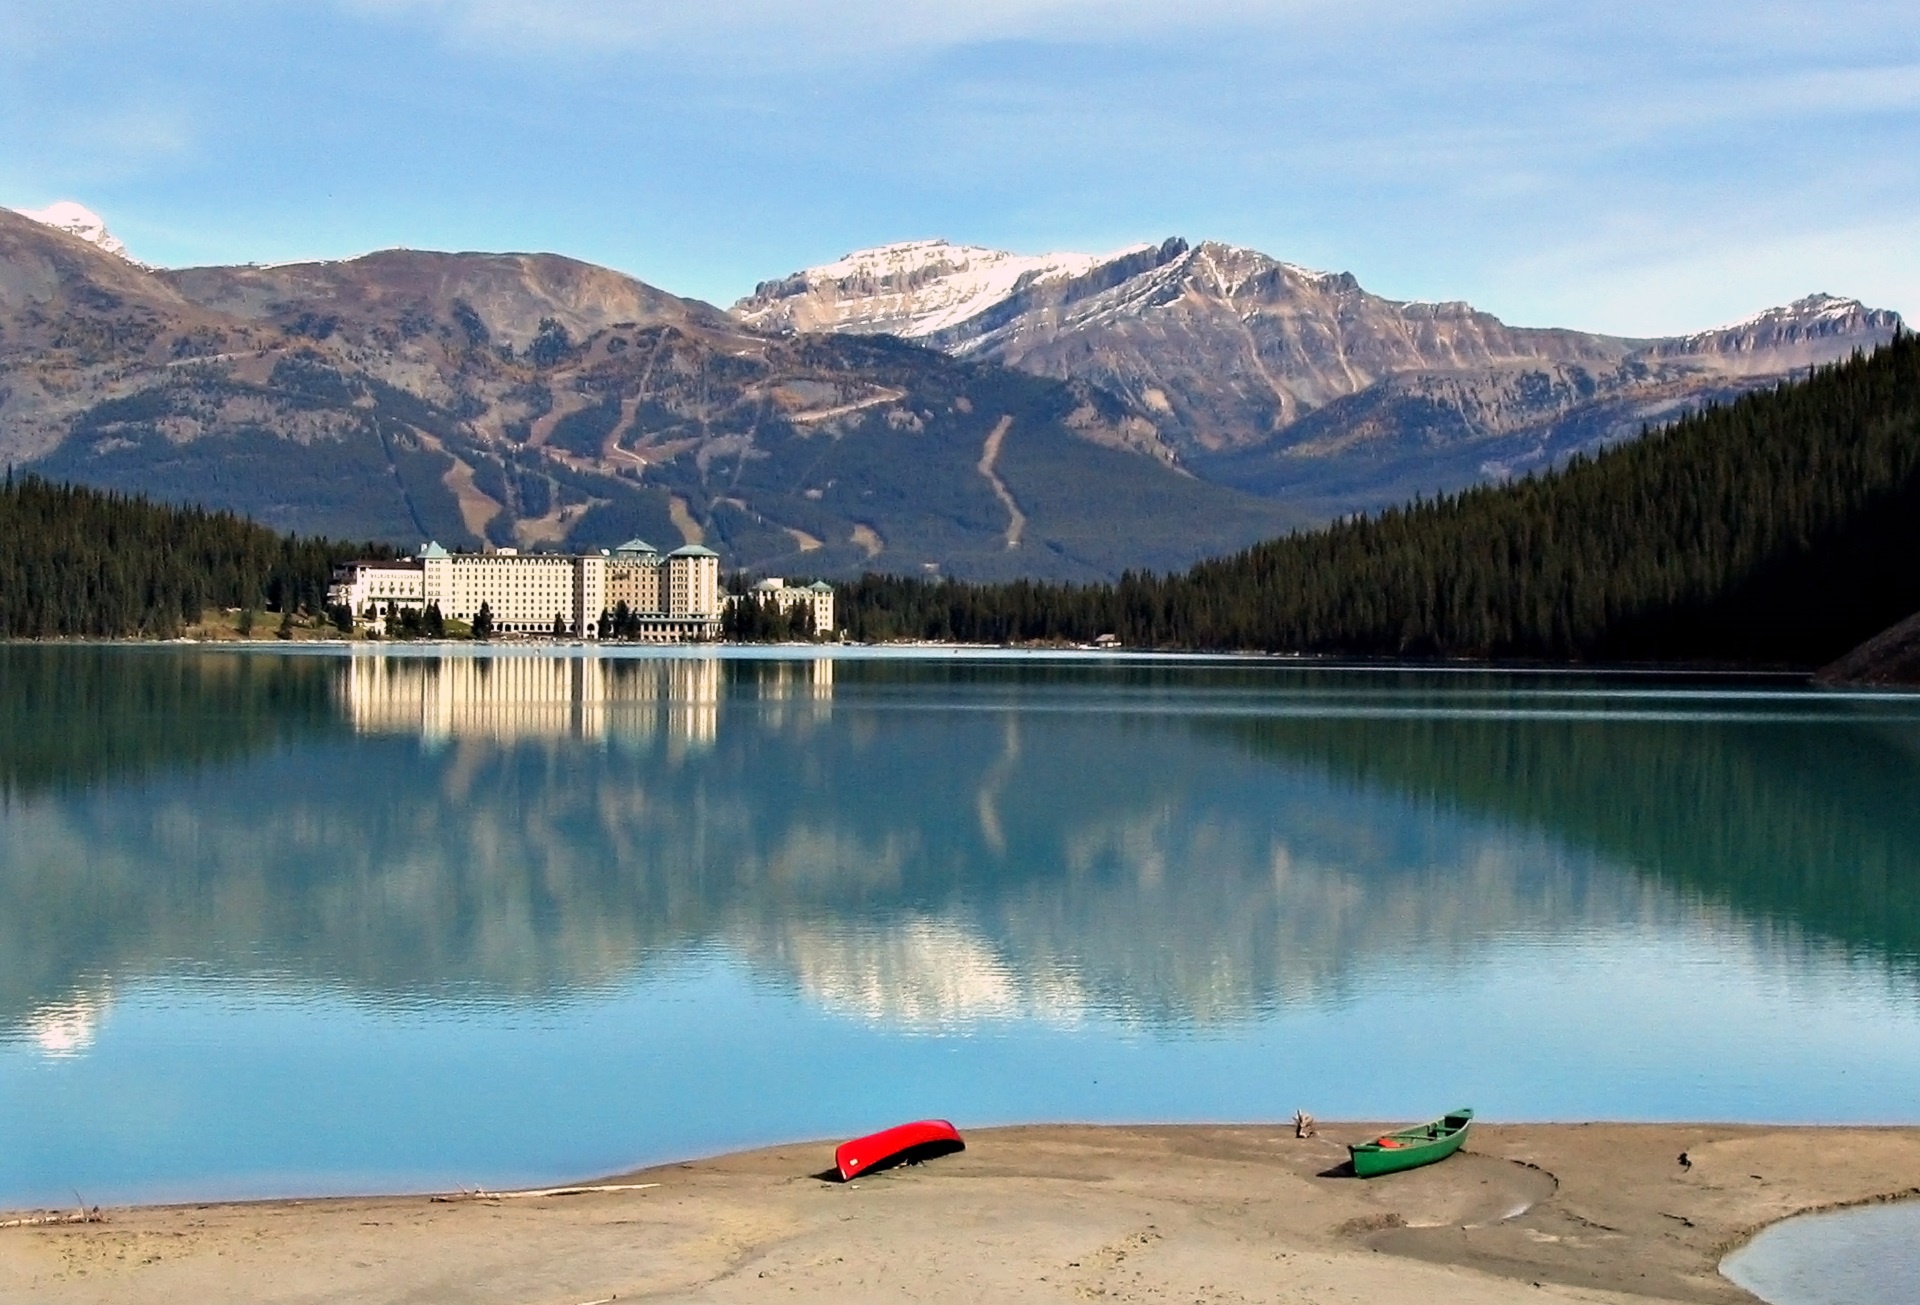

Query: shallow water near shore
1722,1201,1920,1305
3,645,1919,1208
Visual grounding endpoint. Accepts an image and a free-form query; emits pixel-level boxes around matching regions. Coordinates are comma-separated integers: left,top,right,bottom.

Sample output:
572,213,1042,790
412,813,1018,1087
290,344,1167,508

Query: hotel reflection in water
337,652,836,748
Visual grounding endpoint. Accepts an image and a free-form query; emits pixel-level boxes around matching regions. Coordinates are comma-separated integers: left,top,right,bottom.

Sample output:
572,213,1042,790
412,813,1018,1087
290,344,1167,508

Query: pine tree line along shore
4,335,1918,671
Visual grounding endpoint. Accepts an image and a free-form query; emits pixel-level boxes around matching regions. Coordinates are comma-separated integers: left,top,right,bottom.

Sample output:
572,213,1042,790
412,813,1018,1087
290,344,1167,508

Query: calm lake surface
1722,1201,1920,1305
3,646,1919,1208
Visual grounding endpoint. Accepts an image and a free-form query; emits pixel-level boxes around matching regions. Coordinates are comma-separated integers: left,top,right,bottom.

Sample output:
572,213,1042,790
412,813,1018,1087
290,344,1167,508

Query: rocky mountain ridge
0,207,1299,581
1,202,1904,580
736,238,1902,511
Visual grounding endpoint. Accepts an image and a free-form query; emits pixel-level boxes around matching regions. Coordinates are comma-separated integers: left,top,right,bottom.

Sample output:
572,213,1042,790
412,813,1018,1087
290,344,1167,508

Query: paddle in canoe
1348,1108,1473,1178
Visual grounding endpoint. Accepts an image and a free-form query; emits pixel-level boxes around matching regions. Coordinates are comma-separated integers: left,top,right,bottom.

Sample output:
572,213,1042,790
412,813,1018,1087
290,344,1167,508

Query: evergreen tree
472,602,494,640
528,317,574,368
722,594,784,642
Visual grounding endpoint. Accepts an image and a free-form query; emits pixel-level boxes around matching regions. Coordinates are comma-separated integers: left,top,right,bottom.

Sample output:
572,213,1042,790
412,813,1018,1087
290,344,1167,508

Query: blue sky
3,1,1916,335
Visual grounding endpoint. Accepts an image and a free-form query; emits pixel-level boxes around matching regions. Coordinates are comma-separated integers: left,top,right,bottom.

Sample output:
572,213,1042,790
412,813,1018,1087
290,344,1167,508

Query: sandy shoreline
4,1123,1918,1304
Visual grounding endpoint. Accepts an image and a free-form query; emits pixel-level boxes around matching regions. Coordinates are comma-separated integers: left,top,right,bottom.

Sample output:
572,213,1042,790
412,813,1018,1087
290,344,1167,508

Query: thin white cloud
1754,62,1920,115
335,0,1919,70
340,0,1367,60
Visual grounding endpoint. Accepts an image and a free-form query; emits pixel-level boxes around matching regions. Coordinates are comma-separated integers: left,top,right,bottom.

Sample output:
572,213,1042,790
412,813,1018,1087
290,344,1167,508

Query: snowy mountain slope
735,238,1151,338
11,201,144,266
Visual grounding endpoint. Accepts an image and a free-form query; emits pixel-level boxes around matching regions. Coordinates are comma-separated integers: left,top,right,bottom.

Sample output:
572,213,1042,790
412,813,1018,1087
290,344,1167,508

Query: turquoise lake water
2,646,1918,1208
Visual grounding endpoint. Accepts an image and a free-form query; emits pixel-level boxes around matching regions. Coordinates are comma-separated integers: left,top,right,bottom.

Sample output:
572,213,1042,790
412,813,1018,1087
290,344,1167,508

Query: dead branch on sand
1,1208,105,1229
430,1182,660,1204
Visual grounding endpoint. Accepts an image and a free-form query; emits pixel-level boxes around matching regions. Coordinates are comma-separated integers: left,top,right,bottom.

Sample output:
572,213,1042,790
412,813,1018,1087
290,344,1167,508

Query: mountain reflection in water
6,649,1920,1048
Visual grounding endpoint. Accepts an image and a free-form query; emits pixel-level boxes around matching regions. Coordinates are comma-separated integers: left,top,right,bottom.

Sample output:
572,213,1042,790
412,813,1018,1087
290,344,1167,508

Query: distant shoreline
0,635,1840,675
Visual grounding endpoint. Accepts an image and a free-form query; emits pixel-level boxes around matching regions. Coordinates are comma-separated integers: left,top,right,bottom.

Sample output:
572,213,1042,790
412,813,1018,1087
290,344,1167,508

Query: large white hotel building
328,539,729,641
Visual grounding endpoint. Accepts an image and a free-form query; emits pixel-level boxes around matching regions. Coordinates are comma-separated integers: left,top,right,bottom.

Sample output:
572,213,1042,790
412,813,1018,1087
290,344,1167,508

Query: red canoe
834,1119,965,1181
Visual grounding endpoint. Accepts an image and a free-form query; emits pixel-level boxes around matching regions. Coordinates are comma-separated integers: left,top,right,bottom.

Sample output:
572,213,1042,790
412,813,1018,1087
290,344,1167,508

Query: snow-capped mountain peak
1695,292,1865,335
13,200,143,265
735,238,1150,339
1651,293,1903,368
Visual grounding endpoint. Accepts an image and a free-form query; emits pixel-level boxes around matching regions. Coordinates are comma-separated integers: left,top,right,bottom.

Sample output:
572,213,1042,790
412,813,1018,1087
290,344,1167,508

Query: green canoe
1347,1108,1474,1177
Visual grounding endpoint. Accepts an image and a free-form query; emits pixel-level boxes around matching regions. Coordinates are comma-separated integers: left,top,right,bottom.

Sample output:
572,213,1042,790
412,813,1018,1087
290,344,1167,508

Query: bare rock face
736,237,1903,511
949,241,1641,450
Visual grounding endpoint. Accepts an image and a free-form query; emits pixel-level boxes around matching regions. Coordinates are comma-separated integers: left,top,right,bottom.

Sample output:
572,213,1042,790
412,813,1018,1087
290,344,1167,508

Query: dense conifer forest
0,474,383,638
842,335,1920,666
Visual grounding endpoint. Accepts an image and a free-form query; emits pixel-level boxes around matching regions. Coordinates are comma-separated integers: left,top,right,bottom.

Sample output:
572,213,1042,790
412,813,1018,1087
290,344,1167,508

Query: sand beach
5,1122,1918,1304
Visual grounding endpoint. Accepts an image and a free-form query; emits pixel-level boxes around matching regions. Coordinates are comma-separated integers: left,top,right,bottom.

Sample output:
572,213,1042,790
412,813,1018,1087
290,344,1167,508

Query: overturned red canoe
834,1119,965,1181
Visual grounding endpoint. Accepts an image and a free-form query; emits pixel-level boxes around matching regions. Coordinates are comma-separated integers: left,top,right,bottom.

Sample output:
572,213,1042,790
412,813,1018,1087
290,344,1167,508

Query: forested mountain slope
843,335,1920,667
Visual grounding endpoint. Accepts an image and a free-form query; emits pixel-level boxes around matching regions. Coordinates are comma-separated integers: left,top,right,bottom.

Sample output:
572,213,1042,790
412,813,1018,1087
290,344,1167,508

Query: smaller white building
327,559,426,616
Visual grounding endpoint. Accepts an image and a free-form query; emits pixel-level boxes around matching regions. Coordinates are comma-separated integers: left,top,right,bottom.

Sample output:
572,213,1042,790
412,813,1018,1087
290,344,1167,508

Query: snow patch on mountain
736,238,1150,339
12,201,146,265
950,248,1195,353
1279,261,1335,281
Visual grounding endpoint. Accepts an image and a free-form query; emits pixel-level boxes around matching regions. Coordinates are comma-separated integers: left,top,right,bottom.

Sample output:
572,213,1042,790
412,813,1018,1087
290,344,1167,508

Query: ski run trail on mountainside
977,415,1026,550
